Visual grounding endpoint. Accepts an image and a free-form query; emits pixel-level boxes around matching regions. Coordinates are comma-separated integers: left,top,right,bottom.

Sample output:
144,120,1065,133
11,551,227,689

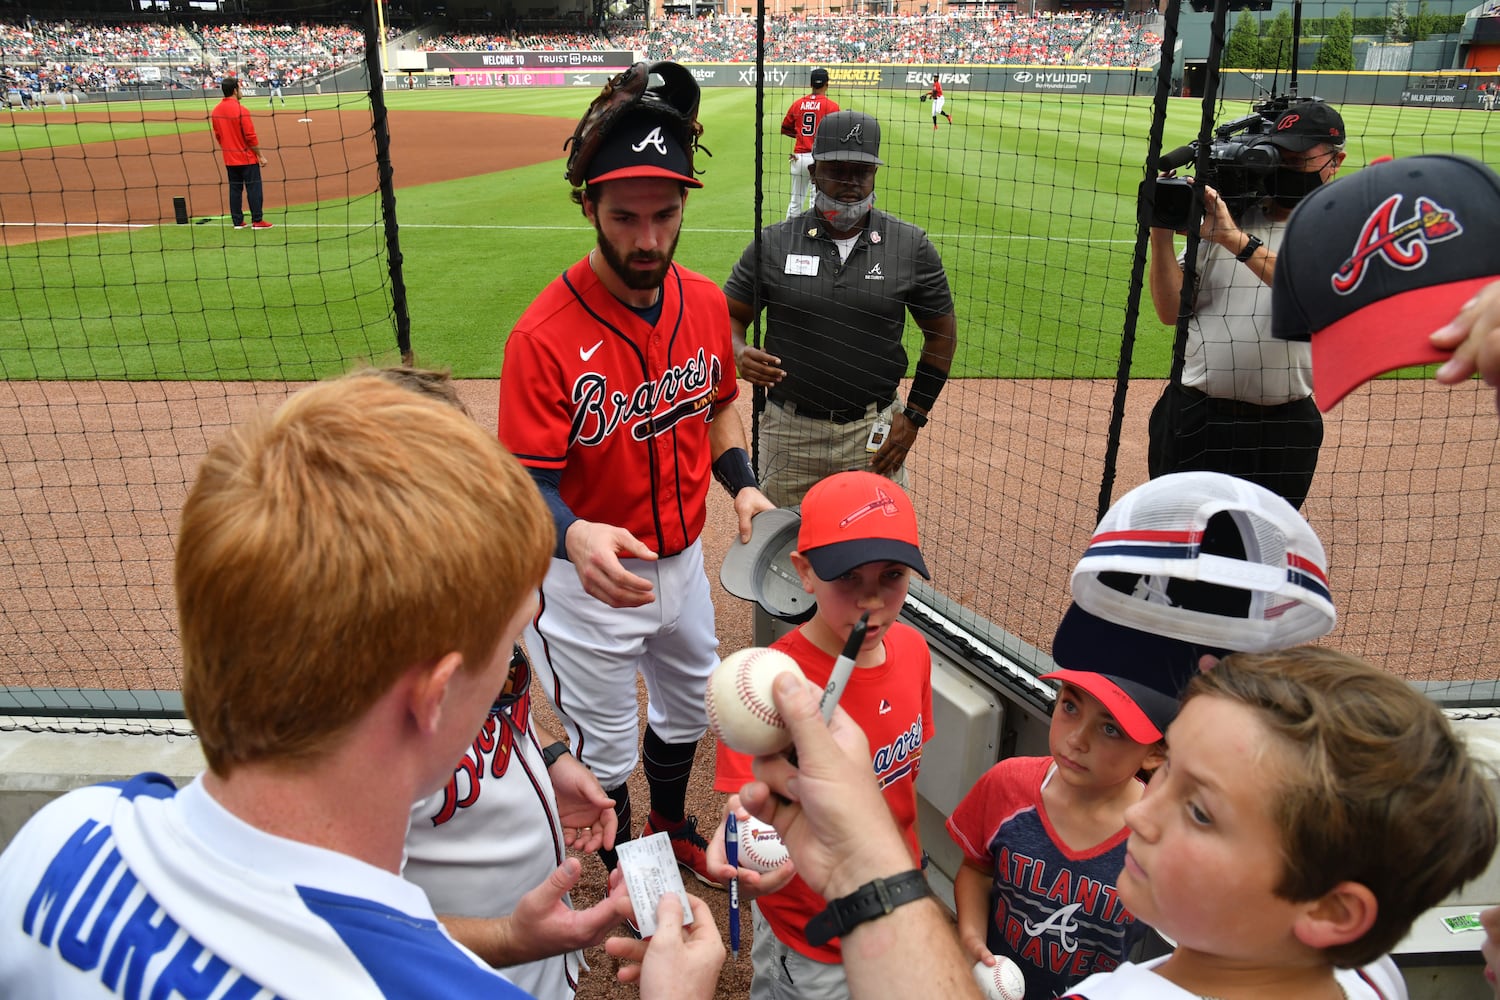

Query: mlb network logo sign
905,71,970,85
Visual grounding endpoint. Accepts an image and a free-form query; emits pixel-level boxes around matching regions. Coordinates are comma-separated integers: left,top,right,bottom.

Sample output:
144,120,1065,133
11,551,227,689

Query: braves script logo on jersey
840,486,900,527
1332,193,1462,295
631,126,669,156
429,685,532,827
872,716,924,789
571,348,721,446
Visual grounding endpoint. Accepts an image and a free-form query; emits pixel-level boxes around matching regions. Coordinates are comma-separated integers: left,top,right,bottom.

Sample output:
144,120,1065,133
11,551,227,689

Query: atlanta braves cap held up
812,111,884,165
1272,154,1500,411
720,507,815,623
1052,601,1214,705
584,107,704,188
1265,100,1346,152
798,471,927,582
1071,472,1335,652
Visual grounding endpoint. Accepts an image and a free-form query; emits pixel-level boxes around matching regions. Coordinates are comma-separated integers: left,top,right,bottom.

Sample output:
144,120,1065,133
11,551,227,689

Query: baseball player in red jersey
781,67,839,219
498,64,773,888
925,74,953,130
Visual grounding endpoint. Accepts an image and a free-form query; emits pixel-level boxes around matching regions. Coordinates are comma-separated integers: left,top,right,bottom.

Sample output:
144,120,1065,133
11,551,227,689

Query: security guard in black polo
725,110,958,510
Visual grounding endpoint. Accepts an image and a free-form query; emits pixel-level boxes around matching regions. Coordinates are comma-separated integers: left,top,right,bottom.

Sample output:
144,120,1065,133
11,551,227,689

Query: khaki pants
758,399,908,508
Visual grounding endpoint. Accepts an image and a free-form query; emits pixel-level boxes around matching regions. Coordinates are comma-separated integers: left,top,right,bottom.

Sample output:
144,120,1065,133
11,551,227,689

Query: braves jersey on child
947,757,1148,999
715,622,933,963
0,773,532,999
498,256,739,559
405,654,579,1000
1061,954,1406,999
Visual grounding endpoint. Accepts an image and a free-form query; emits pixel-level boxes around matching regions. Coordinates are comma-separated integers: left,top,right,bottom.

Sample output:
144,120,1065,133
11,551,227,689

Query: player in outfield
1063,648,1497,1000
781,67,838,219
923,74,953,129
0,375,723,999
947,604,1184,999
707,470,934,1000
498,63,773,888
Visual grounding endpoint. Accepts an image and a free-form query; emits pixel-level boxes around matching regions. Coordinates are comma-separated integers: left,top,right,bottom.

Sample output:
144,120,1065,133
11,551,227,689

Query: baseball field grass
1,86,1494,382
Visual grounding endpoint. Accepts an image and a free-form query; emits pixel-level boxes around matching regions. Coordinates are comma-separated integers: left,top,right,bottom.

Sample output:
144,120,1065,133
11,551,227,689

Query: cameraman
1147,101,1347,510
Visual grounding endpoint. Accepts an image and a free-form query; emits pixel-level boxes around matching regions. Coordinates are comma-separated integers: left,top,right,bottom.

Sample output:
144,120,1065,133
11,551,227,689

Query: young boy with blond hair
1064,647,1498,1000
947,604,1202,998
708,470,935,1000
0,375,725,1000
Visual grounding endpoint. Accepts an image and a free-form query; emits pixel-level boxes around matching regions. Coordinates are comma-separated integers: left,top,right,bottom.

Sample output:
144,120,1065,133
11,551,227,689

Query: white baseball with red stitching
972,957,1026,1000
737,815,791,872
704,647,804,756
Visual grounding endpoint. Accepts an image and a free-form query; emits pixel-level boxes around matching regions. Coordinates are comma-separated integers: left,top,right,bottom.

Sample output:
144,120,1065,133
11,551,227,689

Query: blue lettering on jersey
22,818,270,999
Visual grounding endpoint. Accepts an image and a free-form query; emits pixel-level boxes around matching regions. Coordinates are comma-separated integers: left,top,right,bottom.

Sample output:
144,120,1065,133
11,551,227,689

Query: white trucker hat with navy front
1072,472,1335,652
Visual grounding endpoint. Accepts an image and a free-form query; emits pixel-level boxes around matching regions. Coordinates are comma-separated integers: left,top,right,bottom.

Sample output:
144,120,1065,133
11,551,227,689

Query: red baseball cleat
251,220,274,230
641,812,723,890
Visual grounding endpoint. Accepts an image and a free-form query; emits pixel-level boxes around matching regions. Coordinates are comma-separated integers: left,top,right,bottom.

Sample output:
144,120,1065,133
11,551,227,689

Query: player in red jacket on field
924,74,953,130
210,76,272,230
781,67,839,219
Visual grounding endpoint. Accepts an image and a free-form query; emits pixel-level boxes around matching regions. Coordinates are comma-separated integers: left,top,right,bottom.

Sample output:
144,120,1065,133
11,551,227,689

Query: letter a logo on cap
841,123,864,145
631,126,668,155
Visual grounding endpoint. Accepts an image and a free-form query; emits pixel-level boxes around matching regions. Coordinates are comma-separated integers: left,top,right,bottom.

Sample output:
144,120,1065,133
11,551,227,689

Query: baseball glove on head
564,60,706,187
919,93,928,102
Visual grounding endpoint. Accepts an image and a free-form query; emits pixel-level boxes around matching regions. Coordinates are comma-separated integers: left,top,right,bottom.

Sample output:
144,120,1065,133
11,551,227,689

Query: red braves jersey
930,80,944,98
499,256,738,558
781,94,840,156
715,623,933,963
210,98,259,166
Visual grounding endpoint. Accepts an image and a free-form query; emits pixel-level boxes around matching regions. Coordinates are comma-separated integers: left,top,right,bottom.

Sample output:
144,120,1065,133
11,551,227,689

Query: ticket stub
617,832,694,938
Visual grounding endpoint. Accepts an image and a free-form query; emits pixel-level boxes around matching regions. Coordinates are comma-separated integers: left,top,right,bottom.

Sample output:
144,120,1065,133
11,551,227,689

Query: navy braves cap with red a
585,108,703,187
1272,154,1500,411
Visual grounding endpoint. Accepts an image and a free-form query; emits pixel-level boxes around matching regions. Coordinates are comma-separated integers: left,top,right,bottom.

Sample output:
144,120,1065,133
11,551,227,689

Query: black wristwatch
1235,234,1264,263
902,407,929,429
805,870,932,948
540,741,570,768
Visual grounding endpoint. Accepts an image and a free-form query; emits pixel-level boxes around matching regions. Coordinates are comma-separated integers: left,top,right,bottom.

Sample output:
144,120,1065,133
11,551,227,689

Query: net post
363,0,414,365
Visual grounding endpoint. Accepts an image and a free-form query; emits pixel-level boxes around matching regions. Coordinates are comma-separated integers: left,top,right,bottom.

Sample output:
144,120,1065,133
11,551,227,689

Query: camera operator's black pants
1147,383,1323,511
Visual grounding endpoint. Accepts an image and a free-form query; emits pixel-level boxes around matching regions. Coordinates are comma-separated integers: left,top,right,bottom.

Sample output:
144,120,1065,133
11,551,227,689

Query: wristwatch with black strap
805,869,933,948
540,741,570,768
1235,233,1264,263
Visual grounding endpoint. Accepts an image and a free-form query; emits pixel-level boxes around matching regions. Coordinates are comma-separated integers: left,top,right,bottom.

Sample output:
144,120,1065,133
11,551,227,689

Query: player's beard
594,222,680,291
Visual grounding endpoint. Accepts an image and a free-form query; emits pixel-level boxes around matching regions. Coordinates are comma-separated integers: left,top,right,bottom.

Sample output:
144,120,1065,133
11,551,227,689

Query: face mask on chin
1268,165,1326,210
815,189,875,231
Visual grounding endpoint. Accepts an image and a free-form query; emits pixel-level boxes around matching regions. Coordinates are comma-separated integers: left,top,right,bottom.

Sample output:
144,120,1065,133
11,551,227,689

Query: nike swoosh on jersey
580,340,604,361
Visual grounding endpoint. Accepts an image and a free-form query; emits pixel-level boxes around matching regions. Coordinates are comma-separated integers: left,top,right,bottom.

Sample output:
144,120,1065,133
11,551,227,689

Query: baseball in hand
972,956,1026,1000
705,647,805,755
737,815,791,872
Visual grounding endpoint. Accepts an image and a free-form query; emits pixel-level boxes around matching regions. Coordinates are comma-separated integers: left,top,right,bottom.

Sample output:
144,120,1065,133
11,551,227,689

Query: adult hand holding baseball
739,672,913,900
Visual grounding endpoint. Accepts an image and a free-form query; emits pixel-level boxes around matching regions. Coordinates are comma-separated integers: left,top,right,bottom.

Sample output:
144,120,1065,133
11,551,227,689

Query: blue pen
725,812,740,960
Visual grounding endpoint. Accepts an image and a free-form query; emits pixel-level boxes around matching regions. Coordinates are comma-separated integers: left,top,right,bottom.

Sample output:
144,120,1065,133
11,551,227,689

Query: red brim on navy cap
1039,668,1177,744
584,111,703,188
1272,154,1500,412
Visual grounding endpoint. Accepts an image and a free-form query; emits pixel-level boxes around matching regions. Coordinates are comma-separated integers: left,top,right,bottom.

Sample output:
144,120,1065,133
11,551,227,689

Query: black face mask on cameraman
1267,164,1327,210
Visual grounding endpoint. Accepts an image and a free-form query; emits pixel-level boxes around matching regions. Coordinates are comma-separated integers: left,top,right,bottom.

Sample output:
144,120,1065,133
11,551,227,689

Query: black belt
769,397,891,424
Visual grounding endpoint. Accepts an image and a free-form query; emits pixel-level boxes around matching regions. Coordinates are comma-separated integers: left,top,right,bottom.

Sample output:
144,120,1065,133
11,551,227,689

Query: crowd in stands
418,12,1161,67
0,19,383,96
1,10,1161,101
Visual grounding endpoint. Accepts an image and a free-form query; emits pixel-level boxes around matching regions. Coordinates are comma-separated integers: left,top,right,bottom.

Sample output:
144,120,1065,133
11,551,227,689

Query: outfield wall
382,61,1500,109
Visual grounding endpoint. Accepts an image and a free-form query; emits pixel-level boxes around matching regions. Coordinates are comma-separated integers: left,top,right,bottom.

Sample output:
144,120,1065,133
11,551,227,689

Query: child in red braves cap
707,470,934,1000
